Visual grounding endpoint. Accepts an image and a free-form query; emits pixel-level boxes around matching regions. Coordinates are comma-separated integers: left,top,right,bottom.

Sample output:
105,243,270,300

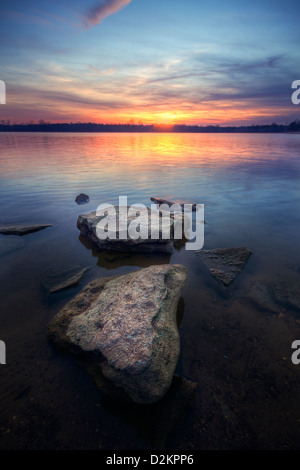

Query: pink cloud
85,0,132,27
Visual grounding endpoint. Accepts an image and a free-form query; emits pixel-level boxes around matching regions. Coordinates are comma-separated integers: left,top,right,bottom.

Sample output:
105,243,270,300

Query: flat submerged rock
48,264,187,404
196,247,251,285
42,266,90,294
0,224,53,236
151,196,198,211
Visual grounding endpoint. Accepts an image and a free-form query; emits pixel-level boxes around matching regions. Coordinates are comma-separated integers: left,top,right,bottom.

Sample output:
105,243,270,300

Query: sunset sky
0,0,299,126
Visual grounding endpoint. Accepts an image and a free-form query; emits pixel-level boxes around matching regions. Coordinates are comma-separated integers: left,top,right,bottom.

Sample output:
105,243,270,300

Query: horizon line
1,120,299,128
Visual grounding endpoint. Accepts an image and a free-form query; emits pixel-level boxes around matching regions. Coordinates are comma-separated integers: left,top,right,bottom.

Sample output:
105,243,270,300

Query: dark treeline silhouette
0,120,299,133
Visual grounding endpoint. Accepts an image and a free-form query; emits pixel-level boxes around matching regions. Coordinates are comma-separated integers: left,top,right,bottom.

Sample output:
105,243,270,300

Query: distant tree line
0,120,299,133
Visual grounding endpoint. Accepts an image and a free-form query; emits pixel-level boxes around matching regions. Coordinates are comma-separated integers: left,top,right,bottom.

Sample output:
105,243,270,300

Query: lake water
0,132,300,450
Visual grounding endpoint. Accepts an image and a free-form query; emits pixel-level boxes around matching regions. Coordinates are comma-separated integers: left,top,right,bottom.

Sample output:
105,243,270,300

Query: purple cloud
85,0,132,27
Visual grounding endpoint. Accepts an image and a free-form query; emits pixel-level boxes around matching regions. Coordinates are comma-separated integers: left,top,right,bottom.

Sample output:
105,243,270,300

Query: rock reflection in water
79,233,173,269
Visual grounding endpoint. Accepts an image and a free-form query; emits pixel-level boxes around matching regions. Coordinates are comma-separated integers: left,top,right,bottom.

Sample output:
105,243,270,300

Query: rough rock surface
77,205,186,253
196,247,251,285
0,224,52,236
75,193,89,205
48,264,187,404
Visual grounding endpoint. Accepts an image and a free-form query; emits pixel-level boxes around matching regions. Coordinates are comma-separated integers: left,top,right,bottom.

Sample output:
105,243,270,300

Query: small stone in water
75,193,89,205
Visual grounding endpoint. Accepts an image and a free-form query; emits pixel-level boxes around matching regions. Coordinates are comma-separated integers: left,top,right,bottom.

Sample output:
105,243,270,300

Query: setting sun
155,112,185,124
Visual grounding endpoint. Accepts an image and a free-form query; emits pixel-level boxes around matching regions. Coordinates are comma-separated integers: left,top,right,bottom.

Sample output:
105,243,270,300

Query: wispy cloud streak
85,0,132,27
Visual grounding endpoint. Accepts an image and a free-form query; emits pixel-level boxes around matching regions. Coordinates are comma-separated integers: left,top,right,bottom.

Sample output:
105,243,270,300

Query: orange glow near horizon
80,105,295,127
4,89,297,126
1,2,299,130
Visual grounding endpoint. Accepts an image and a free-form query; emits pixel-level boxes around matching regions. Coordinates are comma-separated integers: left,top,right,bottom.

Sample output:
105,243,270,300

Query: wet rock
151,196,198,211
0,224,53,236
196,247,251,285
42,265,90,294
48,264,187,404
77,205,186,253
75,193,89,205
43,266,90,294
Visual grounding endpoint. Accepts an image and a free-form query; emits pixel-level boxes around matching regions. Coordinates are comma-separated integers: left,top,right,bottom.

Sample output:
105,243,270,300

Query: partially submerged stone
43,266,90,294
75,193,89,205
77,205,186,253
196,247,251,285
48,264,187,404
151,197,198,211
0,224,53,236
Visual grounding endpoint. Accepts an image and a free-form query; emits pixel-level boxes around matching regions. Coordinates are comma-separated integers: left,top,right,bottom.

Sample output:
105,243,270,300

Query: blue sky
0,0,299,125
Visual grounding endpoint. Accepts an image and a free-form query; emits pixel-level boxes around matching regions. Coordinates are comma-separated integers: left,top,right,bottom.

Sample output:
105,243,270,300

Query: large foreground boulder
48,264,187,404
77,205,187,253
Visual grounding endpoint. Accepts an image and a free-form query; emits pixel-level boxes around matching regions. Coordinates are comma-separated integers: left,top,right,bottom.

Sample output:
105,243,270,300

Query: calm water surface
0,132,300,450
